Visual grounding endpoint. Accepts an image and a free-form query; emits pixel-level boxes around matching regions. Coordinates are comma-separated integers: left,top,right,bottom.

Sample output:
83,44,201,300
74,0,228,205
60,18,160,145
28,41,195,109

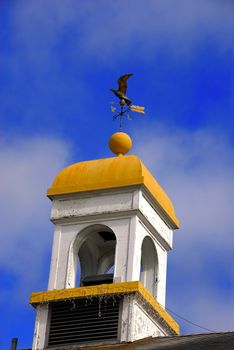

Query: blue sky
1,1,234,348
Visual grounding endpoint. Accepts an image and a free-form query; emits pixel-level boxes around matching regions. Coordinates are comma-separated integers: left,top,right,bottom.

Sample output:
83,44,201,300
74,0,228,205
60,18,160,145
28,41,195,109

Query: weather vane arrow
110,74,145,130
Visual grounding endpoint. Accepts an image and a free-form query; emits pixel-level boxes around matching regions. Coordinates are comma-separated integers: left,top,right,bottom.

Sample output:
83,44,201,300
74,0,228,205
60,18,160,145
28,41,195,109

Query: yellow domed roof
47,155,180,228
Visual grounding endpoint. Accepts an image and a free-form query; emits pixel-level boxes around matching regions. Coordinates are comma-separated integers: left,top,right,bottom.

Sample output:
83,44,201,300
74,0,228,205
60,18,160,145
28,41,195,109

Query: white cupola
30,132,180,350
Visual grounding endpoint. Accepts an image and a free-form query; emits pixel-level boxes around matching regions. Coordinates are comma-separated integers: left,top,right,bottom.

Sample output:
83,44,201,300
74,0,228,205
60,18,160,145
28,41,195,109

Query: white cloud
0,136,70,299
11,0,234,65
134,125,234,242
134,125,234,332
167,282,234,333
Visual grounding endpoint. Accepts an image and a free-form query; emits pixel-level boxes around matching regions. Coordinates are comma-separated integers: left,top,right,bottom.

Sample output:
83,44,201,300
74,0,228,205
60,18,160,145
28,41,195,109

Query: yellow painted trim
137,282,179,334
30,281,179,334
47,155,180,228
47,176,144,196
30,281,140,303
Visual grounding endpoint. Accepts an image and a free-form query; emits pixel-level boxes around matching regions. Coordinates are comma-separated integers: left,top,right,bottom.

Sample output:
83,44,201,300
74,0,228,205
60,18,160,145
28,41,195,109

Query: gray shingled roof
58,332,234,350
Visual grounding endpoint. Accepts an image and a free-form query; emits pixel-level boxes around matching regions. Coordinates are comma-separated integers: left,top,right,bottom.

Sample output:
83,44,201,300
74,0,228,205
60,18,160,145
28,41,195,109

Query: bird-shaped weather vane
110,74,145,130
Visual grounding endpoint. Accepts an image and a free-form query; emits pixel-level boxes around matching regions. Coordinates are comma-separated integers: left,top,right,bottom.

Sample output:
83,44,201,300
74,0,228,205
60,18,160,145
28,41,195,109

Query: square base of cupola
30,282,179,349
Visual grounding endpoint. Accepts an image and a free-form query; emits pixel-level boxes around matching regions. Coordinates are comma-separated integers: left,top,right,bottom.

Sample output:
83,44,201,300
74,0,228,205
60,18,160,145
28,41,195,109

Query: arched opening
140,236,158,297
75,225,116,287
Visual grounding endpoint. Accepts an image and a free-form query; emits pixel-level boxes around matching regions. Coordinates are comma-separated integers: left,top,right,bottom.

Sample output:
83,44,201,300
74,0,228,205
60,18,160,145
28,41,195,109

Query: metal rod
119,116,123,131
119,106,123,130
11,338,18,350
112,104,132,131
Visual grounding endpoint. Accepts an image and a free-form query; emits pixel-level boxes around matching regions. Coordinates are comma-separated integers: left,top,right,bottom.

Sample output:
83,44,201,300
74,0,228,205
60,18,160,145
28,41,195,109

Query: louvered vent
48,296,121,347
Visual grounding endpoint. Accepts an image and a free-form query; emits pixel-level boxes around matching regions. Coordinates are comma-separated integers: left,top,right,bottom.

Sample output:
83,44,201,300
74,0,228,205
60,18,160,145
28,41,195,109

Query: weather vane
110,74,145,130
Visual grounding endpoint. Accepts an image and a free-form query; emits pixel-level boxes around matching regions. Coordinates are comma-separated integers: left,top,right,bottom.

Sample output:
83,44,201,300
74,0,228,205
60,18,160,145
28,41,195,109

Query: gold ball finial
109,132,132,156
